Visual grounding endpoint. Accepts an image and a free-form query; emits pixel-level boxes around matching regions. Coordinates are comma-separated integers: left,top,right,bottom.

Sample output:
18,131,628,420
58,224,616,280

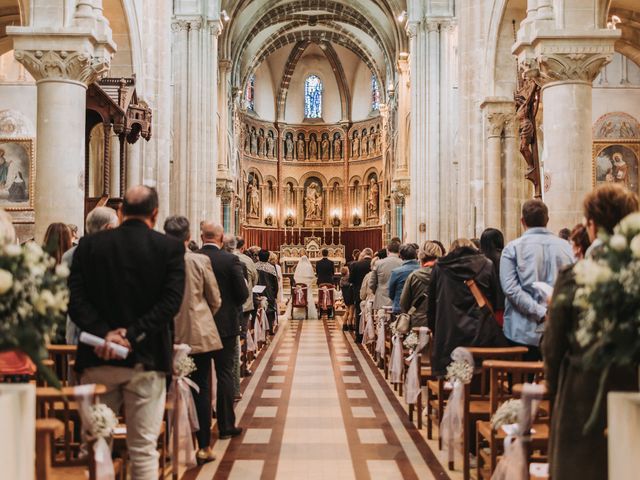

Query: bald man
199,221,249,439
69,185,185,478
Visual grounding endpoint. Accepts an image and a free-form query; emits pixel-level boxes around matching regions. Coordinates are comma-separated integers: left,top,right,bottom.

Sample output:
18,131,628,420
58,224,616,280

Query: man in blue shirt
500,199,574,360
388,244,421,314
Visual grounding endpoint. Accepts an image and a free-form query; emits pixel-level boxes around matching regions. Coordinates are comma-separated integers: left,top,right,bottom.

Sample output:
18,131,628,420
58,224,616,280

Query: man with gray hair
223,233,237,252
63,206,119,344
199,221,249,439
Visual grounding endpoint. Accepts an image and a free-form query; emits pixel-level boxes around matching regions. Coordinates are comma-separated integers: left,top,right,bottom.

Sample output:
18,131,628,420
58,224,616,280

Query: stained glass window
304,75,323,118
245,74,255,111
371,75,380,111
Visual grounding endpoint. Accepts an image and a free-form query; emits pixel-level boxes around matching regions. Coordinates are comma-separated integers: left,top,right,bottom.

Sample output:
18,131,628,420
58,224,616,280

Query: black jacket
349,257,372,294
69,219,185,374
255,262,279,314
316,257,335,285
199,245,249,339
427,247,500,375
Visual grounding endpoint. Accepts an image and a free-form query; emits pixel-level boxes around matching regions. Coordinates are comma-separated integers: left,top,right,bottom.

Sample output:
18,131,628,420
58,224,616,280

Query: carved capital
536,52,612,85
14,49,110,84
171,20,190,32
486,112,509,137
189,19,203,31
209,21,223,36
405,22,419,39
392,179,410,202
426,21,440,33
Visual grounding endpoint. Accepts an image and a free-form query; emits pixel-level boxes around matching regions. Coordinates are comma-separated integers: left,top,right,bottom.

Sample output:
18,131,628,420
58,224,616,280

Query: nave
185,318,451,480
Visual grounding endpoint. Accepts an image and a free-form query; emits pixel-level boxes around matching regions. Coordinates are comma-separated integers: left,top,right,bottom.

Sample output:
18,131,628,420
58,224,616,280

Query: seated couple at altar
289,250,335,320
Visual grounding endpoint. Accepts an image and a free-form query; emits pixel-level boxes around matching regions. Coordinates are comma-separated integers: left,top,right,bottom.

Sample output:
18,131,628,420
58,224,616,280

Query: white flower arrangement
174,355,197,378
0,240,69,385
88,403,118,439
445,359,473,385
403,331,418,351
491,399,522,431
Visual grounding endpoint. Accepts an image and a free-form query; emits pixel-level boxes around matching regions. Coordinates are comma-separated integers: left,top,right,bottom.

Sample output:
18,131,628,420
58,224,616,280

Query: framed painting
593,144,640,192
0,138,35,210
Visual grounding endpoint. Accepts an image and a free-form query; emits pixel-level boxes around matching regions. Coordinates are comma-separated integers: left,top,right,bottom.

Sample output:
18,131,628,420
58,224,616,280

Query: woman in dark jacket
427,238,501,376
544,184,639,480
480,228,505,324
399,241,443,328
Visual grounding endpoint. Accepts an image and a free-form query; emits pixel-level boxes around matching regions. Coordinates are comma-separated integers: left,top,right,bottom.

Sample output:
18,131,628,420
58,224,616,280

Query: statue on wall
285,132,294,160
333,132,342,159
250,127,258,155
258,129,266,157
514,68,542,198
352,131,360,158
308,133,318,160
367,176,379,217
247,176,260,218
266,130,275,158
369,127,376,155
243,125,249,153
296,133,306,161
304,181,322,220
361,129,369,157
321,133,330,161
376,126,383,153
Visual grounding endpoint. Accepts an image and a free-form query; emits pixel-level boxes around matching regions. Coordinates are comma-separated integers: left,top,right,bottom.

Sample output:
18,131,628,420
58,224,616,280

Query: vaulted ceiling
221,0,408,100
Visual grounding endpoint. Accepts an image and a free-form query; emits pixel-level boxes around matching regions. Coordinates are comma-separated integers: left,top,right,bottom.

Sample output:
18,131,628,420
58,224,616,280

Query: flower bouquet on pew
568,212,640,432
0,241,69,386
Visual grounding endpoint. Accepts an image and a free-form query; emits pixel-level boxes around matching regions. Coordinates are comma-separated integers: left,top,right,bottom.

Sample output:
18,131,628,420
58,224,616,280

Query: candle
331,227,334,244
323,226,326,243
299,226,301,243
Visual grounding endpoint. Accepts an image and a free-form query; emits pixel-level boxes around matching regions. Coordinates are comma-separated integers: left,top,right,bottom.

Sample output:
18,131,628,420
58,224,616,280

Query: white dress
291,256,318,320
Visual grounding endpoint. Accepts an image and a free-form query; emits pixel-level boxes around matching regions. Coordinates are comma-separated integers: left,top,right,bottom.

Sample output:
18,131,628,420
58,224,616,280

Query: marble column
9,0,115,241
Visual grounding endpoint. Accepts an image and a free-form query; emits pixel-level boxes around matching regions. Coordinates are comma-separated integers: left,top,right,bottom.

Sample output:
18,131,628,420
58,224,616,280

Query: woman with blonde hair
269,251,284,307
400,241,443,328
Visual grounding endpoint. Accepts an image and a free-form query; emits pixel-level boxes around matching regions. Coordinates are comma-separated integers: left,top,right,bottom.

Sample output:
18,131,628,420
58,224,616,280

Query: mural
0,139,33,209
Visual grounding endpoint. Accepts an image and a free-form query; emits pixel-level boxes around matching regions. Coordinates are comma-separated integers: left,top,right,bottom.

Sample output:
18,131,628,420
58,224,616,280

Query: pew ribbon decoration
375,309,386,359
492,383,544,480
259,298,270,339
246,325,256,353
168,344,200,472
319,285,332,310
362,300,375,345
389,332,404,383
404,327,430,405
441,347,474,466
254,308,264,343
75,384,116,480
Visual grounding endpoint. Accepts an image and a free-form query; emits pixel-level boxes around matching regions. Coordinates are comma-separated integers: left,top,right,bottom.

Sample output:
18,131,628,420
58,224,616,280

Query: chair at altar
317,283,335,318
291,283,309,318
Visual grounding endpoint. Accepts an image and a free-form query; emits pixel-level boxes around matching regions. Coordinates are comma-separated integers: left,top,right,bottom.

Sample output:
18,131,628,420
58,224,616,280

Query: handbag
465,279,509,347
395,292,428,334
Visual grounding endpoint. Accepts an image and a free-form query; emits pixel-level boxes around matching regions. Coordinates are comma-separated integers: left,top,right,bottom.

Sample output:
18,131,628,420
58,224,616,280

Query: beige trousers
82,365,166,480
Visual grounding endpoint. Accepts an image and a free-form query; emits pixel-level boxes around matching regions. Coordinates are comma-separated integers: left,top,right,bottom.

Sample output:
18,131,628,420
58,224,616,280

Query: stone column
9,0,115,241
171,19,189,214
513,4,619,232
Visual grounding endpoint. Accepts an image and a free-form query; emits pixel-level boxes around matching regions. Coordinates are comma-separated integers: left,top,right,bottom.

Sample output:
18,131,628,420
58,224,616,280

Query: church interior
2,0,640,479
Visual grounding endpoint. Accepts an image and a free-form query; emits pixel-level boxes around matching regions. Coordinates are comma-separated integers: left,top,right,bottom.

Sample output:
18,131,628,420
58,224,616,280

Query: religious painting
593,112,640,140
0,138,34,210
594,145,639,192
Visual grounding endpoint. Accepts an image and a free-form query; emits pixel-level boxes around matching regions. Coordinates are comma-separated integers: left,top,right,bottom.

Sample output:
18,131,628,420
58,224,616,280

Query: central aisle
190,319,450,480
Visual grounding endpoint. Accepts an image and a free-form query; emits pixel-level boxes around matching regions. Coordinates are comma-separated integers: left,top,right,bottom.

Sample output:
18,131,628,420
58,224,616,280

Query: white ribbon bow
389,333,404,383
404,327,430,405
74,384,115,480
375,311,386,358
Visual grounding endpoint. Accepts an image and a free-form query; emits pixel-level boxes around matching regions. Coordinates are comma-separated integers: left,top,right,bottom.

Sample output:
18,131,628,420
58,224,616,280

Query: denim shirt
388,260,420,314
500,227,574,346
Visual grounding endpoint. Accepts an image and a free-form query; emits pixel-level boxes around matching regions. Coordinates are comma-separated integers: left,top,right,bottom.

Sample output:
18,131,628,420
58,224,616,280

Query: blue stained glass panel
305,75,323,118
245,74,255,111
371,75,380,111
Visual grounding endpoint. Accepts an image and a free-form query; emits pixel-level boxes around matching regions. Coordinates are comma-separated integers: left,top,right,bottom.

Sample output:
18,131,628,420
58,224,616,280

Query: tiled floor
187,318,451,480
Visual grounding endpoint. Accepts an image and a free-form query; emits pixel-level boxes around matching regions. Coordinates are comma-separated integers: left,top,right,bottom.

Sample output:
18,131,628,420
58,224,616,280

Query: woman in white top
291,255,318,320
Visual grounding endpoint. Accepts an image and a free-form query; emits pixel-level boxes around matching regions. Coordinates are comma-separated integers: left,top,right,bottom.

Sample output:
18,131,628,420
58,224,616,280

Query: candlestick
323,226,326,243
299,226,301,244
331,227,334,244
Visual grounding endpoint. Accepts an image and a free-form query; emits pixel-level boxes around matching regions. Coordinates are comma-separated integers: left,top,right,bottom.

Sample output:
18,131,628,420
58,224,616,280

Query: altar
279,235,345,278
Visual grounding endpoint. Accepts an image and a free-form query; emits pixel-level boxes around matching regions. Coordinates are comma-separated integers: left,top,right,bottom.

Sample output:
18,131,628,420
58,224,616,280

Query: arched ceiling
221,0,407,96
609,1,640,67
0,0,25,55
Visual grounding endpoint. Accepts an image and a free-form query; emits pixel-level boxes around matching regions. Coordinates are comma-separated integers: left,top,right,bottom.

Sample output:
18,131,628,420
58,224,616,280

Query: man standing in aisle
69,186,185,479
369,239,402,310
199,222,249,438
500,199,574,360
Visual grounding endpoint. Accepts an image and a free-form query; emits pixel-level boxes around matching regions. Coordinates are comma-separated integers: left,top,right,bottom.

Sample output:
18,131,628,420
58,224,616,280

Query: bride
291,255,318,320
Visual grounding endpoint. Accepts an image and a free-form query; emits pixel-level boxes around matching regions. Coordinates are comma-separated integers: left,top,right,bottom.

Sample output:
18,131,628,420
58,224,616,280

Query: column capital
405,21,419,39
535,51,613,85
485,112,510,137
171,19,190,32
13,48,111,84
425,20,440,33
208,20,223,36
